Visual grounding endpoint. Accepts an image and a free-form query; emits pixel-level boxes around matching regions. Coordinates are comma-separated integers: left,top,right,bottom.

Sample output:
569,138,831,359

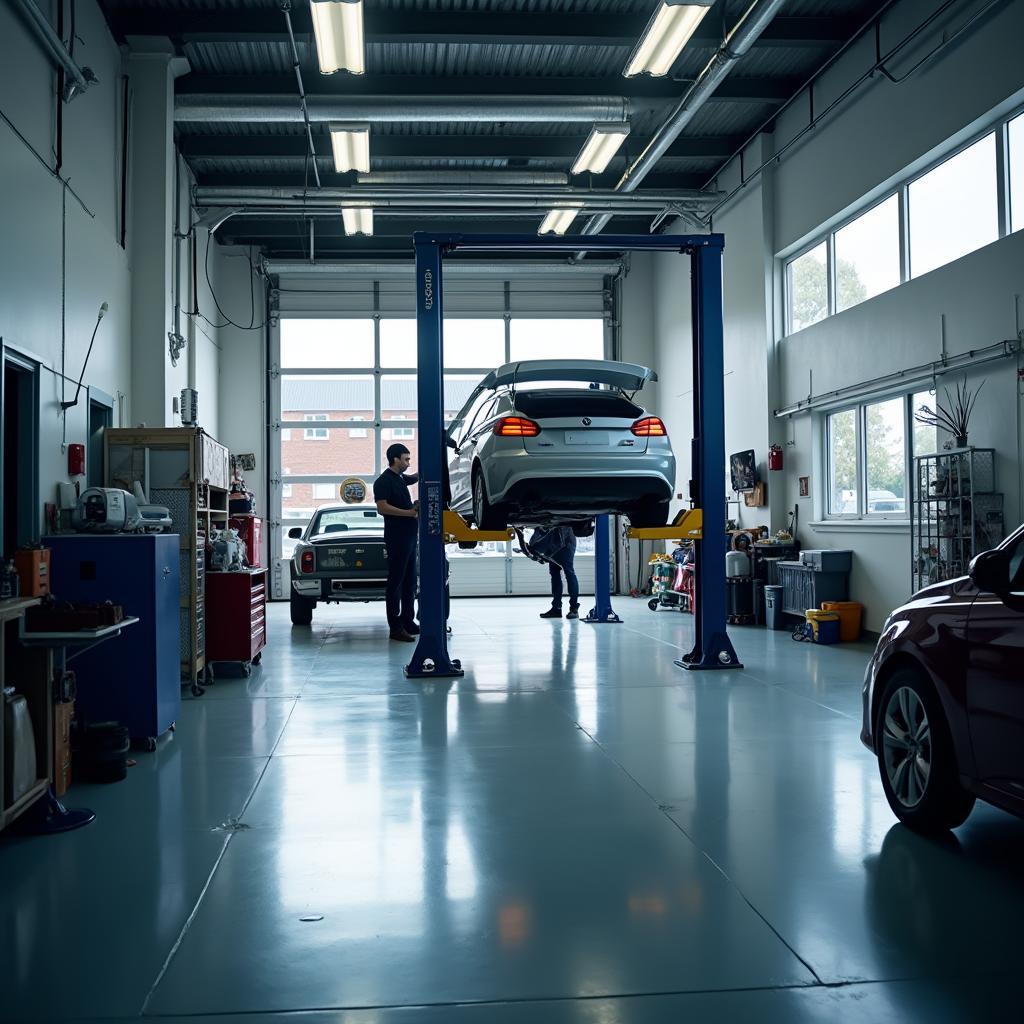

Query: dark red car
862,524,1024,832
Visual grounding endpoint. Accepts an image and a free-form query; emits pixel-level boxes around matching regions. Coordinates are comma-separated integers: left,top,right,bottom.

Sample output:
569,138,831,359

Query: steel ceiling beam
106,10,855,50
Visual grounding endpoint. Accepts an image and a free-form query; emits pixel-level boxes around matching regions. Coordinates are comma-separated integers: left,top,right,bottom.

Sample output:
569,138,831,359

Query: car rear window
512,389,642,419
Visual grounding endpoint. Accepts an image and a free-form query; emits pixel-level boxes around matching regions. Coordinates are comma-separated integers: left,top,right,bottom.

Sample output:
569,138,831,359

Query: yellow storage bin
804,609,840,644
820,601,863,642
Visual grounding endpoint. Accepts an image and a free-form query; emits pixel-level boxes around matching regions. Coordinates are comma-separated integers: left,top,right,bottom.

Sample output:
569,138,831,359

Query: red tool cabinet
204,568,267,678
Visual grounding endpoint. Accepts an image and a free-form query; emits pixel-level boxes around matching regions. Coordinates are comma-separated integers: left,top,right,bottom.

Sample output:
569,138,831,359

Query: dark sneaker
539,606,562,619
403,623,421,636
389,629,416,643
566,606,580,620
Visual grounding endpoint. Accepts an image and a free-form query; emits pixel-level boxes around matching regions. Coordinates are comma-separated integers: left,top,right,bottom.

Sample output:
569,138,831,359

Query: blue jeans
548,546,579,607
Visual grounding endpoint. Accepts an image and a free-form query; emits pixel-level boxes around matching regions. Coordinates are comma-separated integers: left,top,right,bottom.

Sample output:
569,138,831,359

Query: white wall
0,0,131,532
647,0,1024,631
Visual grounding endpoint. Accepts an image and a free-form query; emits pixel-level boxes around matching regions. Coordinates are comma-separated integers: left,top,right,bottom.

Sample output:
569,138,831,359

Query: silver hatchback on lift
447,359,675,530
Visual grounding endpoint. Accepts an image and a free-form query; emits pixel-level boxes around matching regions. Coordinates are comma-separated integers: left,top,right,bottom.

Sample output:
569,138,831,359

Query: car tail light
631,417,667,437
494,416,541,437
300,550,315,573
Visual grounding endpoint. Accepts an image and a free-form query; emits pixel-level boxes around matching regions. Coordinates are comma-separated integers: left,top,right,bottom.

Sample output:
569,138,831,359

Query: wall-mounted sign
799,476,809,498
340,477,368,504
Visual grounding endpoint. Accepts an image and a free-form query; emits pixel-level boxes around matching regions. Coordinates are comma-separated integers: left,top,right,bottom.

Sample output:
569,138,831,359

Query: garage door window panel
281,427,377,478
281,319,374,369
509,319,604,362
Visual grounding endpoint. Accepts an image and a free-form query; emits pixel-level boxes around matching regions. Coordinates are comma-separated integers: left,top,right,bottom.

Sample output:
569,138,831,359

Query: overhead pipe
355,171,571,186
575,0,787,250
12,0,97,101
175,94,632,124
264,260,624,277
194,186,719,208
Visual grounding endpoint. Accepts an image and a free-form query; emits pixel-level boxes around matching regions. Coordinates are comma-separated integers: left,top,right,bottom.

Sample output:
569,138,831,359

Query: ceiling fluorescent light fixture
571,123,631,175
538,208,580,236
624,0,713,78
342,207,373,236
310,0,365,75
330,123,371,173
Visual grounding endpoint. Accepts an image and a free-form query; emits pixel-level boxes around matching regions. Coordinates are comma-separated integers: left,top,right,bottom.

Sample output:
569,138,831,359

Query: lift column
678,241,741,671
407,240,463,679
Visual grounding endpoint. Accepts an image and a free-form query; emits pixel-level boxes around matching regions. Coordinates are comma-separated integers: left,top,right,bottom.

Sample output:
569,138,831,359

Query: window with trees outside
785,103,1024,336
826,394,923,518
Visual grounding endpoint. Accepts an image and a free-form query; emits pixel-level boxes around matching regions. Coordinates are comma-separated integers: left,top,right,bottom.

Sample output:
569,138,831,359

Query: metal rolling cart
911,447,1003,591
105,427,230,695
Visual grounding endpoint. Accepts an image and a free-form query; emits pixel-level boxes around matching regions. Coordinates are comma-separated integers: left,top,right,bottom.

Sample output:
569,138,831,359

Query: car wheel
628,499,670,529
472,469,506,531
875,668,975,832
290,591,314,626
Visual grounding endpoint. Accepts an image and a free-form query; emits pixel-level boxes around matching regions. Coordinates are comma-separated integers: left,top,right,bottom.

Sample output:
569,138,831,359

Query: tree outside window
828,409,858,514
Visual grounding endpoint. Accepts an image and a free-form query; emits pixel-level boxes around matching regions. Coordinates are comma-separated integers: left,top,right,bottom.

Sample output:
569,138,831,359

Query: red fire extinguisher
768,444,784,471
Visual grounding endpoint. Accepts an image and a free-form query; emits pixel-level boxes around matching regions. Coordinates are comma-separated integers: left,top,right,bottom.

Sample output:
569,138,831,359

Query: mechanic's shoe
566,605,580,620
539,606,562,619
403,622,421,636
389,629,416,643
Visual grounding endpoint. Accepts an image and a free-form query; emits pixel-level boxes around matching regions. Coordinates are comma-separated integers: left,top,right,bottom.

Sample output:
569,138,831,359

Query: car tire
875,668,976,833
628,499,671,529
472,468,507,532
290,591,314,626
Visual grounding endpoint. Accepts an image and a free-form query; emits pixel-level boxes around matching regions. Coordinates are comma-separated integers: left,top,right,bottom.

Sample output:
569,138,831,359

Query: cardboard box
53,701,74,797
15,548,50,597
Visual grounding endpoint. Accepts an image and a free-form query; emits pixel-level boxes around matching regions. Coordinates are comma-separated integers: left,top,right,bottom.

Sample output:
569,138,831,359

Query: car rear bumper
483,450,675,511
291,575,387,602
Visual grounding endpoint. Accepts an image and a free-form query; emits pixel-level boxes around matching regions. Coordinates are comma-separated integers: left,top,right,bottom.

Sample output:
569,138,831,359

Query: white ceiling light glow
342,207,374,235
538,209,580,235
571,123,631,175
330,123,371,173
310,0,365,75
624,1,713,78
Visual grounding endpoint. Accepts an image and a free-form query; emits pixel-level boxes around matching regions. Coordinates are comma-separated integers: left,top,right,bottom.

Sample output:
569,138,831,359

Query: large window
834,195,900,311
784,105,1024,336
1010,112,1024,234
908,133,998,278
825,394,921,518
787,242,829,334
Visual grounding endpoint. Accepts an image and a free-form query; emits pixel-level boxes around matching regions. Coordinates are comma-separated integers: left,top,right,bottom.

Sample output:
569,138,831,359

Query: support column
678,243,742,671
126,40,186,427
407,239,462,679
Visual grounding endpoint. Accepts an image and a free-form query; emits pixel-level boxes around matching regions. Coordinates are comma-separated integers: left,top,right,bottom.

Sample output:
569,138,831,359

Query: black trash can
765,585,786,631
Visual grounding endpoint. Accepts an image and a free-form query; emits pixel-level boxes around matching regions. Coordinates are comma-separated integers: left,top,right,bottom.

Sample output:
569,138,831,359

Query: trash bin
821,601,863,642
765,585,785,630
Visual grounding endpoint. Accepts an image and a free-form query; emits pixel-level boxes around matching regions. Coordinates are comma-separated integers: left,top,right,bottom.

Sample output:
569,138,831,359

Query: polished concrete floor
3,597,1023,1022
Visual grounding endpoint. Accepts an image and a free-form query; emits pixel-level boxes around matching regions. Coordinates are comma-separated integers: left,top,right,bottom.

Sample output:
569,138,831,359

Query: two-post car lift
406,232,742,679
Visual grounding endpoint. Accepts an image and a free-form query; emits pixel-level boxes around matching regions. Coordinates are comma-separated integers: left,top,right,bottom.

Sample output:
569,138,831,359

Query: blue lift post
407,232,740,679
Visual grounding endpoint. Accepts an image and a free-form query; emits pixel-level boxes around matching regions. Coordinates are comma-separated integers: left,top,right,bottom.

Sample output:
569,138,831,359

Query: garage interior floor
3,597,1023,1022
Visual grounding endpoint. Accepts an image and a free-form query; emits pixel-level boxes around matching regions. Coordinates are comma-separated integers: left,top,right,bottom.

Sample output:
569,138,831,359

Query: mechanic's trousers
385,529,417,631
548,546,580,607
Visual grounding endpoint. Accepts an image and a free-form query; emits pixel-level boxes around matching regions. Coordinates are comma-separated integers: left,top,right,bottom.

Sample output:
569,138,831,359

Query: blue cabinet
45,535,181,741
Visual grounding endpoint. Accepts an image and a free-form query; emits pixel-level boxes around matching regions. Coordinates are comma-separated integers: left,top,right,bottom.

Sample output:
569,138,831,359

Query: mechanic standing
374,443,419,642
527,524,581,620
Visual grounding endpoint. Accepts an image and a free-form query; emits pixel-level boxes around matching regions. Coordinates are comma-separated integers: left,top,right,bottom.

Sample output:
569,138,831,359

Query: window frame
781,102,1024,339
823,392,916,523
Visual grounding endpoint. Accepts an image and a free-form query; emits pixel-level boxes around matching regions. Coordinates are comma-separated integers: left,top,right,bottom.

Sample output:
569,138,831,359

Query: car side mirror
446,435,459,451
288,527,303,539
969,548,1010,594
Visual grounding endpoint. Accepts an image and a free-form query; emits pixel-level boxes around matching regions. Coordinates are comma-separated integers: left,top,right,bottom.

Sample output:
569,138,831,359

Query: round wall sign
340,477,368,504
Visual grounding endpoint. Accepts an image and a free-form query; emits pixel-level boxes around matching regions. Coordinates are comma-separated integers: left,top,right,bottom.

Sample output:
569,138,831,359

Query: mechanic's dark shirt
373,469,418,537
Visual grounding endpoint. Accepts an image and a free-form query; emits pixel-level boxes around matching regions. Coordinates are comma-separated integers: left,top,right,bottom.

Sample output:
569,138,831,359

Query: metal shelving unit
911,447,1003,592
105,428,230,694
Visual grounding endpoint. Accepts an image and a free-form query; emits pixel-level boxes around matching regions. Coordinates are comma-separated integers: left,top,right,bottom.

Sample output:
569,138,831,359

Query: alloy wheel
882,686,932,808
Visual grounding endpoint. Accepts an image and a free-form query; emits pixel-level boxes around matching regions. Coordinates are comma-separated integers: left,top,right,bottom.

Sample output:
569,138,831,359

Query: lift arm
626,508,703,542
442,510,514,545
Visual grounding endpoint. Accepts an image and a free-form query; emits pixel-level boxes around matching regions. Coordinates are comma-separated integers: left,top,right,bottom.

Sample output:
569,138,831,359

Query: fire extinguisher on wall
768,444,784,471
